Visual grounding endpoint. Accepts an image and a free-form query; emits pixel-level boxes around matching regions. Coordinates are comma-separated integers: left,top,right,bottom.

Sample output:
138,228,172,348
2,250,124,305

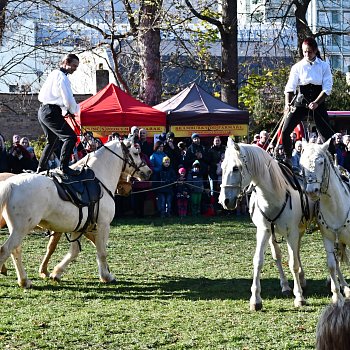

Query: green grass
0,216,337,349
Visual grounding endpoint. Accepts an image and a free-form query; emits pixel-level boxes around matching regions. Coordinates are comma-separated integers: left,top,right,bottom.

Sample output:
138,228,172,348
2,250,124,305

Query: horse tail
0,181,12,225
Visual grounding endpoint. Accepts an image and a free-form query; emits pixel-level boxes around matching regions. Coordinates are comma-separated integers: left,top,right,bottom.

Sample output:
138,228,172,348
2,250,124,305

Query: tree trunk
138,0,162,105
294,0,312,57
0,0,8,45
220,0,238,107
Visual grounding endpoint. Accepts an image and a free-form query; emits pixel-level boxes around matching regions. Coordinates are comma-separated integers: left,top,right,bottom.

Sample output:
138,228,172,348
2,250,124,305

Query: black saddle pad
50,167,101,207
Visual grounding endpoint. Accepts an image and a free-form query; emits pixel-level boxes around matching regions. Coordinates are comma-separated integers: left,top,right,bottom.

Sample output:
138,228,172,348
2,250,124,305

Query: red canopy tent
71,83,166,142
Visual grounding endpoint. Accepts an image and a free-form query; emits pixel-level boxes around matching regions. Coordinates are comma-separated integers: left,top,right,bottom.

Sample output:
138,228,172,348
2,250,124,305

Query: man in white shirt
282,37,334,168
37,53,80,176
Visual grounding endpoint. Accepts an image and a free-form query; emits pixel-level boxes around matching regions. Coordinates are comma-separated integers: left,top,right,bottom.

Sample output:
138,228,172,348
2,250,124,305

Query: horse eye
232,166,239,172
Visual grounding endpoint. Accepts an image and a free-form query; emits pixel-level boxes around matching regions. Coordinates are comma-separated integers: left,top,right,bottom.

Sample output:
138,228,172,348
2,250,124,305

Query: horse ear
321,138,332,152
227,137,234,147
123,138,132,148
227,137,239,151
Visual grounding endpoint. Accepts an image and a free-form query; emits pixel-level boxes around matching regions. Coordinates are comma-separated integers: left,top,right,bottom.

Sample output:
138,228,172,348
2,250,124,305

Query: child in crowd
187,160,204,216
175,167,190,218
155,156,176,217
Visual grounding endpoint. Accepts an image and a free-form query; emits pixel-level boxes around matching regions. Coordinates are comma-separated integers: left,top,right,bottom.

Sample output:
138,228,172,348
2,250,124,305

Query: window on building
331,56,342,70
331,11,341,27
344,35,350,47
332,34,341,47
344,12,350,27
318,11,330,27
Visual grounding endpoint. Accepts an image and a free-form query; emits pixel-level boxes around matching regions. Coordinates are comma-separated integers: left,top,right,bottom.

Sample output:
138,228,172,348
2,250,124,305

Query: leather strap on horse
279,162,310,222
255,189,291,242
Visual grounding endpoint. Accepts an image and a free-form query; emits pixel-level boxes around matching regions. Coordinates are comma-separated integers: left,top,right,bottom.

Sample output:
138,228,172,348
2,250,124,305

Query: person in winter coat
175,167,191,218
187,160,205,216
154,156,176,217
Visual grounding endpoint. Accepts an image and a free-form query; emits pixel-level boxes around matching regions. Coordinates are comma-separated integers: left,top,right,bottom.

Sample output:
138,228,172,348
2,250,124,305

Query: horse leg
50,233,82,282
250,228,270,311
94,224,115,283
323,237,344,304
286,232,306,307
39,232,63,279
297,248,307,289
0,231,29,288
334,243,350,297
268,236,292,297
11,245,32,288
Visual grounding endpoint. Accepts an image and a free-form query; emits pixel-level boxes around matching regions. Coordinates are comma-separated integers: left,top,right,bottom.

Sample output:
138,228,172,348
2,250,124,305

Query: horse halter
220,153,251,199
103,142,146,177
303,155,330,195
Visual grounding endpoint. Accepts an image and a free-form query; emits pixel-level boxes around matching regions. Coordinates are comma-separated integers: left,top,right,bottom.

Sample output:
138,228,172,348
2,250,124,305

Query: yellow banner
170,124,248,137
84,125,166,138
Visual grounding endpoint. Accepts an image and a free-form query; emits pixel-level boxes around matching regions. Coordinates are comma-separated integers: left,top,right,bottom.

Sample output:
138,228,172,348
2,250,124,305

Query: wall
0,93,91,142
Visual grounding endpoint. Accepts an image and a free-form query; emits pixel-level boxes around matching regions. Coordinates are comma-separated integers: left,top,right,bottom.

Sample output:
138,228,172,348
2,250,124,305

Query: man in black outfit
37,53,80,176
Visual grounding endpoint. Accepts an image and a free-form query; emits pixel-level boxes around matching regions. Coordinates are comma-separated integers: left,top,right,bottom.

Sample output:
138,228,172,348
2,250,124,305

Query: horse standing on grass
300,141,350,304
0,139,151,288
219,138,314,310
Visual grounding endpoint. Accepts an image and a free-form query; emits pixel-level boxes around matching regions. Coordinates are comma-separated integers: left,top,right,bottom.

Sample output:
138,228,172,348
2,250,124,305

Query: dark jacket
207,144,226,179
155,165,176,194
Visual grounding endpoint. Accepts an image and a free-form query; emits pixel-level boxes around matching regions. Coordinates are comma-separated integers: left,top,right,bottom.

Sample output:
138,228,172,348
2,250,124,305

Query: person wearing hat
187,159,205,216
154,156,176,217
163,131,180,170
128,126,140,143
185,133,208,176
175,167,190,218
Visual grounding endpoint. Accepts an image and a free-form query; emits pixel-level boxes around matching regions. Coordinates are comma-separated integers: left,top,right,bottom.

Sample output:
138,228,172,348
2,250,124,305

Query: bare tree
184,0,238,106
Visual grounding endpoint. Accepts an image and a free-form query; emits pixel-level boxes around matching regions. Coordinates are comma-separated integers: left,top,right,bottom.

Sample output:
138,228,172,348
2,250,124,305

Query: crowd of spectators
0,128,243,219
5,125,350,218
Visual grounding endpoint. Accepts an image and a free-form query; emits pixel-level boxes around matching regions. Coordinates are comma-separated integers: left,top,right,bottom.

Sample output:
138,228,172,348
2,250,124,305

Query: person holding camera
36,53,80,176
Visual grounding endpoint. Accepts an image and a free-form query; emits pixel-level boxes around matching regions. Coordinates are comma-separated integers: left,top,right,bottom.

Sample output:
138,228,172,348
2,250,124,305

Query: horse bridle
103,142,146,177
220,153,251,200
303,154,331,195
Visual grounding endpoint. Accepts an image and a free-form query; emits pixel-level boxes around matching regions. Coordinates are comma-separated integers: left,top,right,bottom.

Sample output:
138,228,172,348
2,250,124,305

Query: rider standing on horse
36,53,80,176
282,37,334,168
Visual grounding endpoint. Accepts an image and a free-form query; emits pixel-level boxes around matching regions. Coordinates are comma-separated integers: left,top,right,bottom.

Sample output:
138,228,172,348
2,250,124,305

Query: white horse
219,139,313,310
300,141,350,303
0,139,151,288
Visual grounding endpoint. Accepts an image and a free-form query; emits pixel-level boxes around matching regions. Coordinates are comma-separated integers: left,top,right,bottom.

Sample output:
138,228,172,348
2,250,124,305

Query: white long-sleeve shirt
38,69,80,115
284,57,333,96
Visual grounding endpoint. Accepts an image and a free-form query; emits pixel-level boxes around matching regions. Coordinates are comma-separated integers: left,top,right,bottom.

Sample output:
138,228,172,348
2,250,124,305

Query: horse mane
74,139,122,167
303,142,344,183
238,144,287,195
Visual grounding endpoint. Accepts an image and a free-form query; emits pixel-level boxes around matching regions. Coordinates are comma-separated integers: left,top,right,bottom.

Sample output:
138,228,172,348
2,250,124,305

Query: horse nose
224,198,230,206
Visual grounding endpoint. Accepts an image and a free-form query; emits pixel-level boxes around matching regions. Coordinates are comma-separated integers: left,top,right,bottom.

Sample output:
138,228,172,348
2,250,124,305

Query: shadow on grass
30,276,331,302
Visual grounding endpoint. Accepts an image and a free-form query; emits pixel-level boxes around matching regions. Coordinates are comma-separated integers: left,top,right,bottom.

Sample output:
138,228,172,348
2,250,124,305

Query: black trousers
38,104,77,169
282,85,334,158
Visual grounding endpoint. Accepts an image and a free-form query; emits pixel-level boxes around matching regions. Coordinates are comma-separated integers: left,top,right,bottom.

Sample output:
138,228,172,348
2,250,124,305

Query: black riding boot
60,160,80,176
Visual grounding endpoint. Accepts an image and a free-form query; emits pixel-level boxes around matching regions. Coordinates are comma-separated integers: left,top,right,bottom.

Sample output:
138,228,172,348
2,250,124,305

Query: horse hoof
39,272,49,279
250,303,263,311
294,299,306,307
282,290,293,298
19,279,32,289
50,274,61,282
1,265,8,276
